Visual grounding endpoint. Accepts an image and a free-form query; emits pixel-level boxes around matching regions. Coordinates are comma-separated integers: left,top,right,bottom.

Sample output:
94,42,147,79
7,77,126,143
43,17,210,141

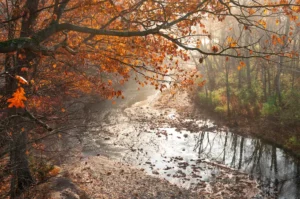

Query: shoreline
192,94,300,161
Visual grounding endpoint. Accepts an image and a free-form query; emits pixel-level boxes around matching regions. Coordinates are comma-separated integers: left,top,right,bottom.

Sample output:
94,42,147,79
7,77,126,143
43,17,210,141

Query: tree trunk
225,59,231,117
10,129,34,198
8,0,40,197
267,67,271,97
262,66,267,102
245,31,251,90
238,69,242,89
274,16,290,106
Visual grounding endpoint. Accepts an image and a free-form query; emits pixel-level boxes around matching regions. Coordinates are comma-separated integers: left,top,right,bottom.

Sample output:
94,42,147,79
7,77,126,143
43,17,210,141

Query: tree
0,0,299,197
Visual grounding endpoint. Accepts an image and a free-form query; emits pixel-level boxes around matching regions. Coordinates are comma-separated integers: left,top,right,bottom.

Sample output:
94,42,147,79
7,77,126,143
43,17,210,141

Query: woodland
0,0,299,198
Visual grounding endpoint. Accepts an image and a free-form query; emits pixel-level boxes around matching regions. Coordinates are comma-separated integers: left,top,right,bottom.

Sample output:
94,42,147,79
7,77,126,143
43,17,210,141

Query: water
82,89,300,199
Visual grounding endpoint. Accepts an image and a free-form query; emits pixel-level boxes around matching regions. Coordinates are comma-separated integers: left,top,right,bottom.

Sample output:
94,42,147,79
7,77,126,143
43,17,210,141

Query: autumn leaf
279,0,288,4
292,6,300,12
237,61,246,70
272,35,284,45
289,15,298,21
258,19,267,28
7,87,27,108
248,8,256,15
21,67,29,72
48,166,60,177
52,14,58,20
227,37,237,47
198,80,206,87
211,46,219,53
15,75,29,85
263,9,268,15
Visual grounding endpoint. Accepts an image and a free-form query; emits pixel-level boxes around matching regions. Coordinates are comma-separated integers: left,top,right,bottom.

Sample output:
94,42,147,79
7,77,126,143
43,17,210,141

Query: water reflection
83,92,300,198
192,121,300,199
106,118,300,198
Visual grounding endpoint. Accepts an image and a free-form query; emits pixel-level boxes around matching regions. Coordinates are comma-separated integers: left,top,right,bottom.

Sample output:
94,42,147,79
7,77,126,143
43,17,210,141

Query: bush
287,136,300,147
197,88,233,115
280,90,300,124
214,105,227,114
261,96,279,117
198,90,224,108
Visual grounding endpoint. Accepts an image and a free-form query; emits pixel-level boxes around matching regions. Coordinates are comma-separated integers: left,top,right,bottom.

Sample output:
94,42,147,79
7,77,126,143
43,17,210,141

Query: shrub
214,105,227,114
261,97,279,117
198,92,218,108
280,90,300,124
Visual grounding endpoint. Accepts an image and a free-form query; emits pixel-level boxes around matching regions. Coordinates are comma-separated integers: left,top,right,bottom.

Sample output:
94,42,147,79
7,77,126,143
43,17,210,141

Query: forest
0,0,299,198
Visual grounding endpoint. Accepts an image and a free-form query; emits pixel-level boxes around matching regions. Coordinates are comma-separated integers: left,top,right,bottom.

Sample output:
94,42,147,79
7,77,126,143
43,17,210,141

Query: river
80,84,300,199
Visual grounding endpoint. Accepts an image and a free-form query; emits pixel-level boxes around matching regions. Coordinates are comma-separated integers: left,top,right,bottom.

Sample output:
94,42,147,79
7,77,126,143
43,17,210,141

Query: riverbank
192,93,300,160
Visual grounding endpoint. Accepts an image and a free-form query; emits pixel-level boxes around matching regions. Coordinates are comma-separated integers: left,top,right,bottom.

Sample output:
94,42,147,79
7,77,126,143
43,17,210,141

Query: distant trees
195,1,300,122
0,0,299,197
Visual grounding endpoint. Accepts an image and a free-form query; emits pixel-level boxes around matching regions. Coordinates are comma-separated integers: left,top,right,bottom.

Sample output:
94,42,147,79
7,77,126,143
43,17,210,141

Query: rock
174,157,183,161
178,162,189,169
163,166,172,170
152,170,159,175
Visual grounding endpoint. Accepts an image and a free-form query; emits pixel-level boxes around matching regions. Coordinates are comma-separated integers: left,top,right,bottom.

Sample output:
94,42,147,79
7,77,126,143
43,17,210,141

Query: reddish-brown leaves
237,61,246,70
211,46,219,53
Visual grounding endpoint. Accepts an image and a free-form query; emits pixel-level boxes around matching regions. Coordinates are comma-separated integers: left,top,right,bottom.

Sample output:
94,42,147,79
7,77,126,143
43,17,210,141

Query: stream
81,86,300,199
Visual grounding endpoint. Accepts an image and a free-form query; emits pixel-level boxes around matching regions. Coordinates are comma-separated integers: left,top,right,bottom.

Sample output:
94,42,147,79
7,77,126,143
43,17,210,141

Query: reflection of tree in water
223,131,228,163
271,146,279,196
194,120,211,158
193,127,300,198
238,137,244,169
296,163,300,199
196,131,206,158
249,140,263,175
230,134,238,167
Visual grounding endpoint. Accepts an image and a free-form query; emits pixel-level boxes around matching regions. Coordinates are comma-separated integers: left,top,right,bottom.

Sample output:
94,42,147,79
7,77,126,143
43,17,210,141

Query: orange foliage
7,87,27,108
227,37,237,48
237,61,246,71
212,46,219,53
48,166,61,177
1,0,299,112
